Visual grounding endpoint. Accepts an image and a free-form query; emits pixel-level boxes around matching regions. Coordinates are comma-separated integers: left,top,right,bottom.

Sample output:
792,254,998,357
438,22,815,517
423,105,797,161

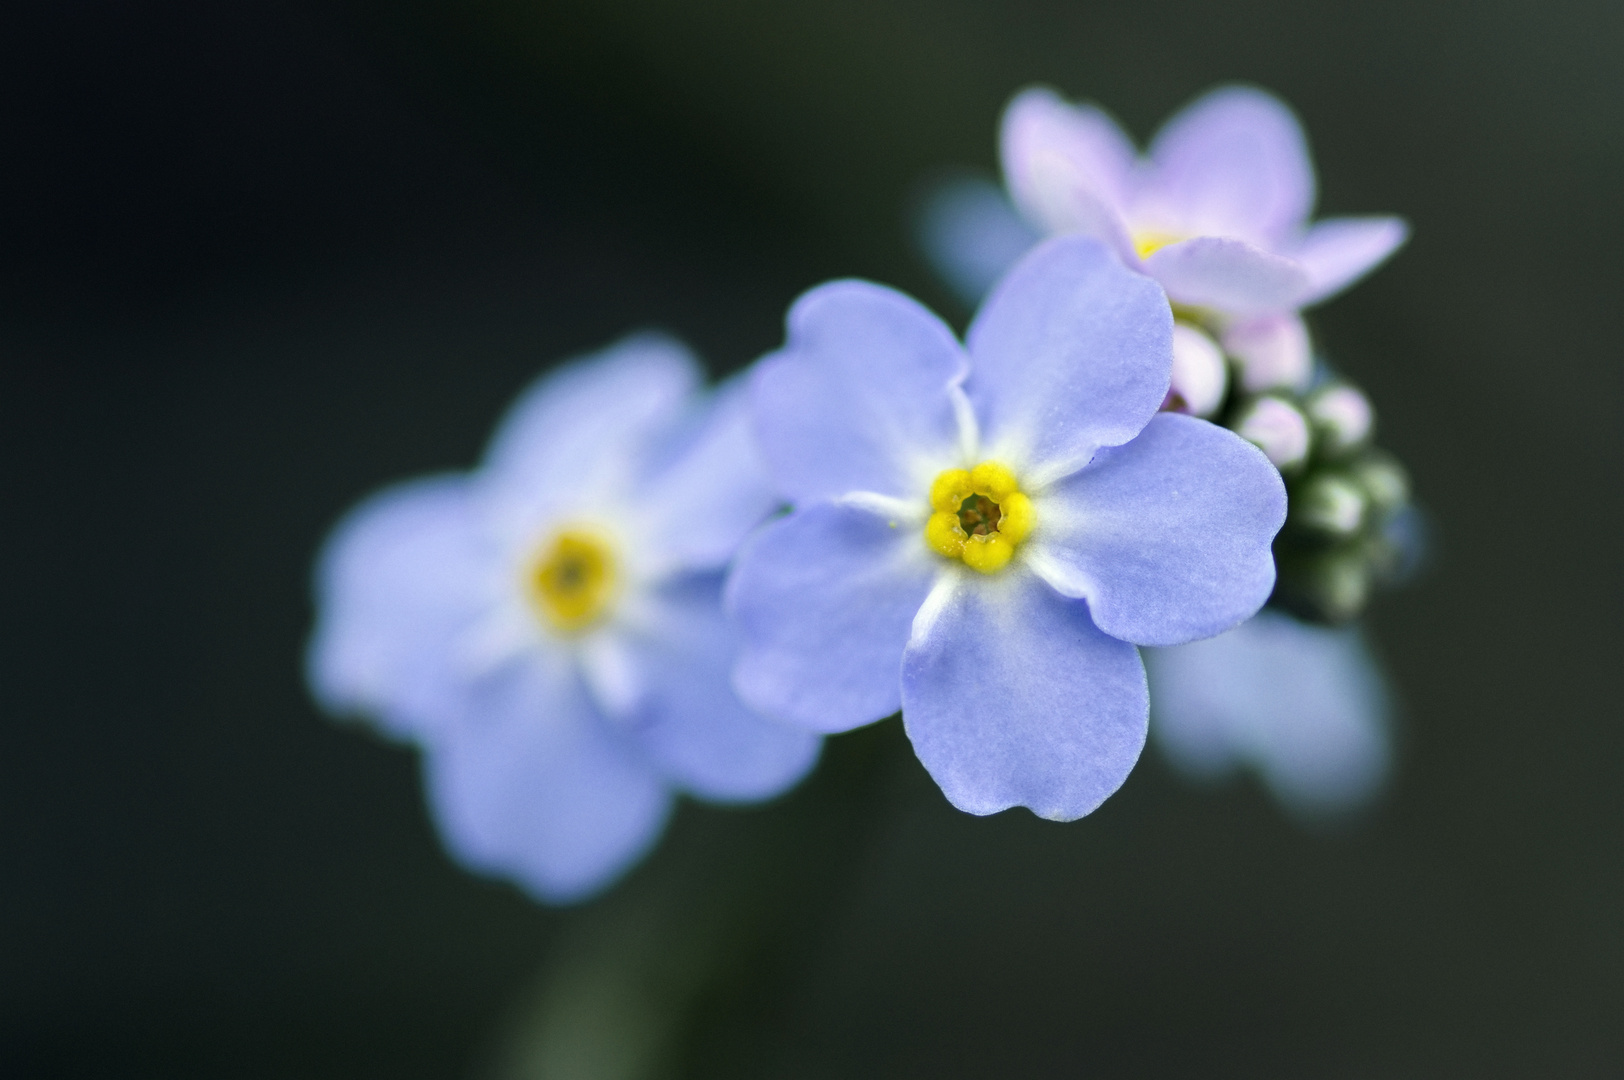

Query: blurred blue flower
917,173,1044,313
727,236,1285,821
926,84,1407,395
1001,83,1408,312
307,335,821,903
1144,609,1391,816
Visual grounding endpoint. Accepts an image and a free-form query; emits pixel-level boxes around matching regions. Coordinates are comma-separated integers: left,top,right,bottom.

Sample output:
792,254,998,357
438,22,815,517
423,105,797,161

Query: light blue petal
631,377,780,573
1147,85,1315,244
727,503,937,733
479,333,702,526
1143,236,1312,315
1029,413,1285,647
916,175,1041,309
965,235,1172,482
306,475,497,740
422,655,673,904
1145,609,1391,815
901,570,1147,821
1000,87,1137,232
1293,216,1410,305
628,575,822,801
750,281,967,503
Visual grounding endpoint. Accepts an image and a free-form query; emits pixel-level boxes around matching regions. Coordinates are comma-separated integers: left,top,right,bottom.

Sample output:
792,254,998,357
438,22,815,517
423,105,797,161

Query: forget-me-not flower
926,85,1407,396
726,236,1286,820
307,335,821,902
915,85,1416,817
1002,85,1407,385
1145,608,1391,815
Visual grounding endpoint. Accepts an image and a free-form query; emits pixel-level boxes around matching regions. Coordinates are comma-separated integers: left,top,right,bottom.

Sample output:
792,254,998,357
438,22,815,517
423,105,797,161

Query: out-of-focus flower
727,236,1285,820
1144,608,1391,815
1000,84,1407,385
917,173,1044,312
922,85,1406,393
307,336,821,903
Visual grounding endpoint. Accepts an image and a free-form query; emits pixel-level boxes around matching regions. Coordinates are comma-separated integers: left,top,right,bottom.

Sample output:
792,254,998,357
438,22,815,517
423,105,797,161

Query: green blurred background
2,0,1621,1075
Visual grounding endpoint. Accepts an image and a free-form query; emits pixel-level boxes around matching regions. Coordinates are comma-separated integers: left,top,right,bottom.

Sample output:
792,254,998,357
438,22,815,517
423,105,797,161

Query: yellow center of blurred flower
923,462,1035,574
1132,231,1183,260
527,527,618,633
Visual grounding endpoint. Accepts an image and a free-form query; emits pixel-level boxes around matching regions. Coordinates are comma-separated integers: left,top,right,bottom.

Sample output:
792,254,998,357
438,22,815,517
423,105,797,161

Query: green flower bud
1294,472,1367,537
1233,395,1310,471
1349,451,1410,513
1306,383,1373,455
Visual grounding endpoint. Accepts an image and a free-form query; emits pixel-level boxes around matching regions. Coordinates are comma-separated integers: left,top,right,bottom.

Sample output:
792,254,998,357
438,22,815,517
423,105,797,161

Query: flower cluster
921,84,1419,812
308,81,1413,903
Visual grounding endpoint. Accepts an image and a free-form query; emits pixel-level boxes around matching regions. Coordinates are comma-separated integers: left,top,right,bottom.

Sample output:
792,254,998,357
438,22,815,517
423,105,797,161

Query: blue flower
917,87,1414,819
926,84,1408,397
1144,609,1391,816
307,335,822,902
726,237,1287,820
1002,84,1407,313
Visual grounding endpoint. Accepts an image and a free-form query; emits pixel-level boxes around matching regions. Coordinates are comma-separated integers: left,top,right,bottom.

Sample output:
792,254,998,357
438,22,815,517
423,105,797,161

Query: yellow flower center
526,527,618,633
923,461,1036,574
1132,231,1183,260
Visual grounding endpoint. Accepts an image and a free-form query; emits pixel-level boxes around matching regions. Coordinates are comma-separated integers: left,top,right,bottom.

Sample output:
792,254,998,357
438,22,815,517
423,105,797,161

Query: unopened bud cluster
1164,312,1417,624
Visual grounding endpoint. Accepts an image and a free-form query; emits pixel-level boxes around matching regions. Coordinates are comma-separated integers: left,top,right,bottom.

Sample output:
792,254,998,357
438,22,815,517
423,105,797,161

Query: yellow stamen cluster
1132,231,1183,260
924,462,1035,574
527,527,618,633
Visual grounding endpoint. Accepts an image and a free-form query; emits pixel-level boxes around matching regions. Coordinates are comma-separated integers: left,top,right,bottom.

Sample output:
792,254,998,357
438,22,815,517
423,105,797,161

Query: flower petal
751,281,968,503
727,502,938,733
1143,236,1311,315
479,333,702,536
630,377,780,574
1146,85,1314,244
1000,87,1137,252
965,235,1172,483
1145,609,1391,815
916,174,1042,308
1292,216,1410,305
901,571,1147,821
306,475,497,740
422,655,672,904
627,575,822,801
1027,412,1285,646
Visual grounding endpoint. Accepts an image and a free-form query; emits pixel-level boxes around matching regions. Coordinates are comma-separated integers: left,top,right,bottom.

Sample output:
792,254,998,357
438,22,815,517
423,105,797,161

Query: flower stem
478,719,911,1080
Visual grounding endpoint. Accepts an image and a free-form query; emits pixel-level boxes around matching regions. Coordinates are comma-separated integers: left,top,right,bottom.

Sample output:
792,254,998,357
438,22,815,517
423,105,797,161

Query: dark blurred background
3,0,1622,1076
